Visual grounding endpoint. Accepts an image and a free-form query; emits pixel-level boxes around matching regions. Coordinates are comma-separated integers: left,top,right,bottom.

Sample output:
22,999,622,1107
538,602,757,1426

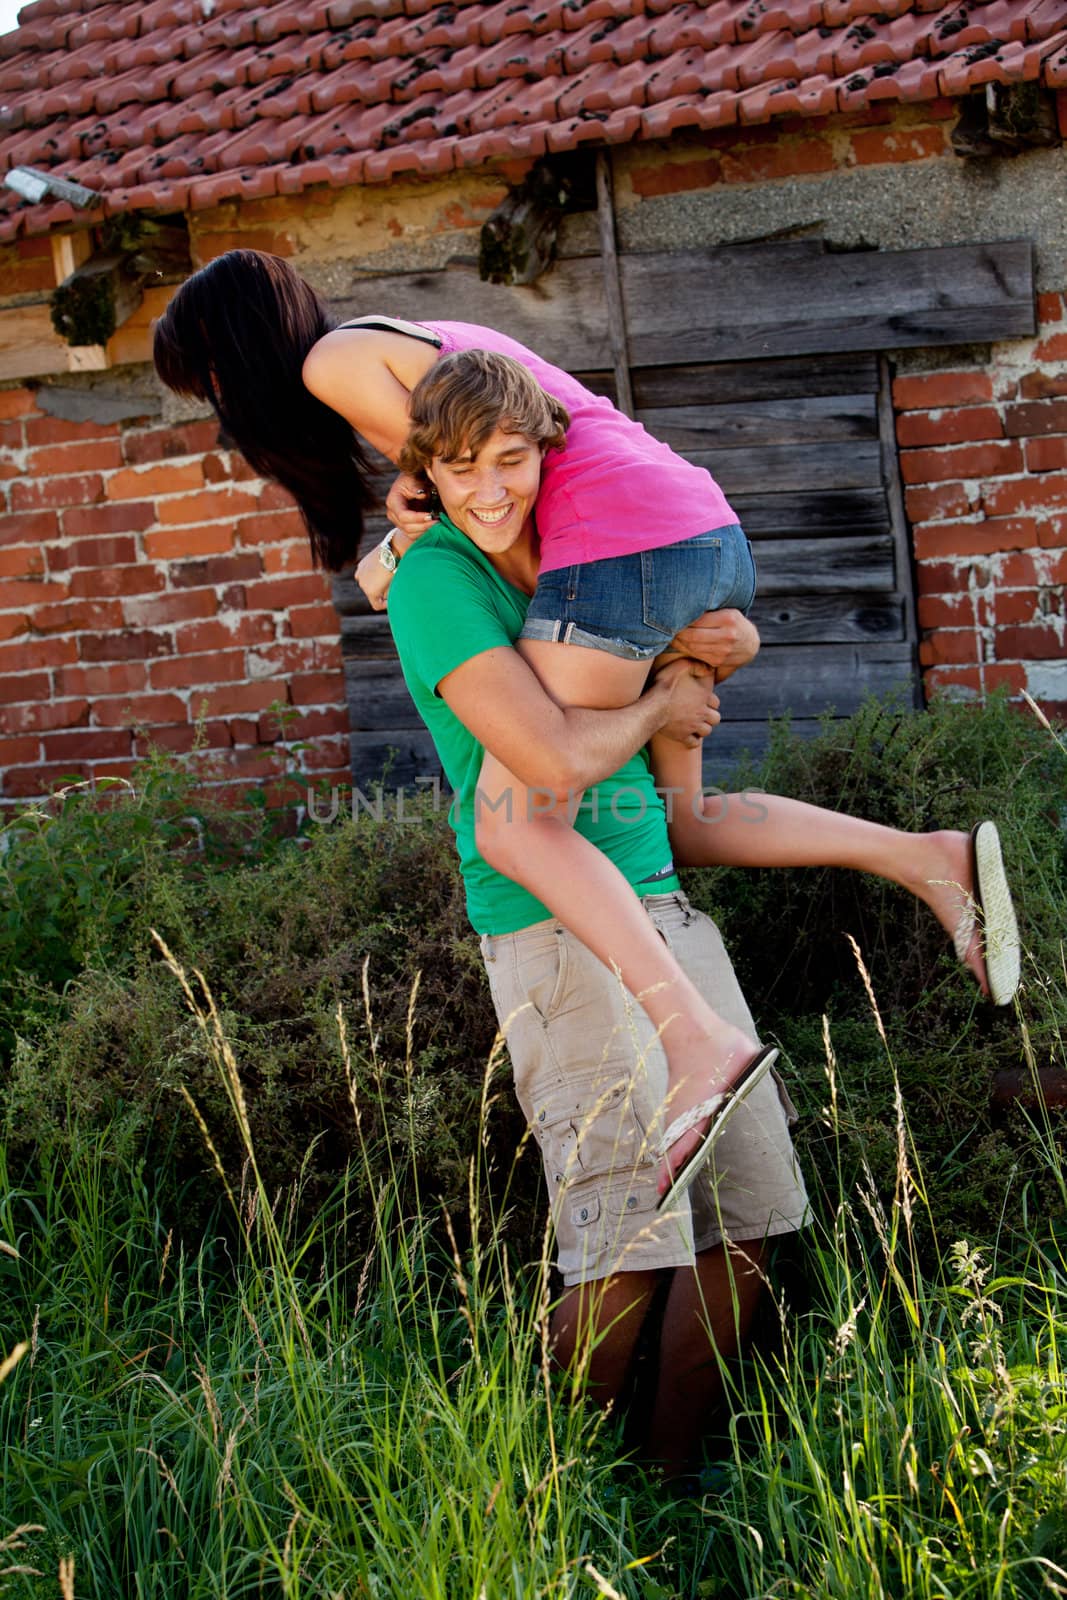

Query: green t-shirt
387,515,680,935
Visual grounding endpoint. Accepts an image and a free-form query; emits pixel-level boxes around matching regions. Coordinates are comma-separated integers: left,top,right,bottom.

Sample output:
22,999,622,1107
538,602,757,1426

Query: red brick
1034,333,1067,363
229,718,262,747
0,735,41,765
918,630,981,667
123,590,218,628
994,588,1042,625
916,560,969,596
195,745,291,781
0,545,46,579
0,670,50,704
924,665,981,696
236,509,306,546
242,575,331,611
43,729,133,762
198,681,285,717
2,764,92,799
0,698,89,735
301,739,351,775
93,693,188,728
56,662,148,697
904,481,977,523
1038,514,1067,548
0,391,38,421
260,706,350,742
257,482,297,512
916,593,975,628
1019,371,1067,402
69,568,167,600
896,407,1003,448
1026,437,1067,474
0,615,30,642
0,509,59,547
48,535,140,572
0,637,77,674
998,551,1067,587
132,723,232,757
1036,292,1064,325
631,155,722,196
287,602,339,637
721,138,833,184
0,578,69,610
78,630,174,664
22,416,115,447
262,543,317,575
10,475,104,512
849,126,948,165
171,553,263,588
25,440,124,476
892,372,993,409
995,624,1067,658
143,524,238,560
900,441,1024,485
149,649,246,690
982,475,1067,516
175,615,276,653
288,670,345,706
156,488,258,525
62,502,155,537
31,598,125,634
122,421,220,465
1004,399,1067,438
108,463,208,503
913,518,1038,559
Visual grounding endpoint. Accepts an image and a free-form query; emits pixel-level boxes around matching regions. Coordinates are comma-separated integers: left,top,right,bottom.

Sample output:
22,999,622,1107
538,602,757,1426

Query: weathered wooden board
619,240,1035,366
331,239,1033,374
346,730,442,791
749,593,905,642
732,488,891,537
754,534,895,594
632,354,881,406
331,255,612,371
637,393,878,450
713,641,916,719
343,658,418,729
687,439,883,495
700,717,824,777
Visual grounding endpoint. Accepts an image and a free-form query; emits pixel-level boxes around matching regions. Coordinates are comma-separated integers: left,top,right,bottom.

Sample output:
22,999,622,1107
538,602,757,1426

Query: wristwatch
377,528,402,572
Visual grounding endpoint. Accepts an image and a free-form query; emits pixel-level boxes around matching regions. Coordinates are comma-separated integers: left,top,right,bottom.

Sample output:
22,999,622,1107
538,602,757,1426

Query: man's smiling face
426,426,542,556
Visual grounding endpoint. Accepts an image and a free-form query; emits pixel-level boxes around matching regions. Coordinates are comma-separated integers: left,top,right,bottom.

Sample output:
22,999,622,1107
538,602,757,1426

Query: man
380,358,809,1475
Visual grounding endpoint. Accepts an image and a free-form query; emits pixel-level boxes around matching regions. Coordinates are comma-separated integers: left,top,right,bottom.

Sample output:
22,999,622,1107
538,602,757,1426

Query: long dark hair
153,250,376,571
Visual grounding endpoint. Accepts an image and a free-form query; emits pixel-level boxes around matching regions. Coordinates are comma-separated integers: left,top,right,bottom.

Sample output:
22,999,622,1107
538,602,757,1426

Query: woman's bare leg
476,745,759,1189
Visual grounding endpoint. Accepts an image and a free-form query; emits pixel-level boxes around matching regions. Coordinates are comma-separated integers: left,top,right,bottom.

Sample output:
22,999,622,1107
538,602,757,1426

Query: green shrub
1,694,1063,1258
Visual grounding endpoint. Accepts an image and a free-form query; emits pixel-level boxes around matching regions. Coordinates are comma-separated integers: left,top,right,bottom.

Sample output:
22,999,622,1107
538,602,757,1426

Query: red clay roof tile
0,0,1061,241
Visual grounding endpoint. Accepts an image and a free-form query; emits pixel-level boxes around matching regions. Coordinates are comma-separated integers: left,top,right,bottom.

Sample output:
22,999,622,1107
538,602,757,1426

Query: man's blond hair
398,348,569,474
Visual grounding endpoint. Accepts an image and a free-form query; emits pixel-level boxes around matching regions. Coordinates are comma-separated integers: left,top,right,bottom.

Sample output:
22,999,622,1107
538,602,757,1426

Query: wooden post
595,149,634,419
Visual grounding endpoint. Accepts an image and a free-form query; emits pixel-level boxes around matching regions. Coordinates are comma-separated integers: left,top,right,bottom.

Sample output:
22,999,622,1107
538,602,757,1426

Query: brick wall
0,390,350,805
896,291,1067,720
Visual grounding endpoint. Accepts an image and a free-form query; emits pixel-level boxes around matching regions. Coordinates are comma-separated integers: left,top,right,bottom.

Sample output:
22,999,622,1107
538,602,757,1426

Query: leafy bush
1,694,1064,1257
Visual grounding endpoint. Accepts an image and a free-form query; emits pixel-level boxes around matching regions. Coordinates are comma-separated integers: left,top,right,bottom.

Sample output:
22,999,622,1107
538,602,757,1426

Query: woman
153,250,1021,1199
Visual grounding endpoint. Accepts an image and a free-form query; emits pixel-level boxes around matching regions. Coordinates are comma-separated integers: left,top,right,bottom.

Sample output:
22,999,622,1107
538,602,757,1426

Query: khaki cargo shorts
480,891,809,1288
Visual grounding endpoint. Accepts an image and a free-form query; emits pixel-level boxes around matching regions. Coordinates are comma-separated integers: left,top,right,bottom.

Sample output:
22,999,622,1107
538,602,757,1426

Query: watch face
378,542,398,572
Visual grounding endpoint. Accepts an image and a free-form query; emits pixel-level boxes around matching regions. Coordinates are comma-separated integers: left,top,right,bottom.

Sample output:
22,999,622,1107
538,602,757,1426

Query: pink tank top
420,320,738,575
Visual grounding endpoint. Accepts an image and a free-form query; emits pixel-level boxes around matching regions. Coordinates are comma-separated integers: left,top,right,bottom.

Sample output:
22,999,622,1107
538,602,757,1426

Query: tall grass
2,929,1064,1599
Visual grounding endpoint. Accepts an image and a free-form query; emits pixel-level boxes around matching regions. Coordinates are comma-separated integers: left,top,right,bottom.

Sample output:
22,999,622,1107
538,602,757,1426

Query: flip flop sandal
656,1045,779,1214
952,821,1021,1007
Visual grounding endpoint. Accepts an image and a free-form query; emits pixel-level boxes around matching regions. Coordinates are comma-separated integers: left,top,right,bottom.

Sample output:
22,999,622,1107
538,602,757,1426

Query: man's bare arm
439,647,719,797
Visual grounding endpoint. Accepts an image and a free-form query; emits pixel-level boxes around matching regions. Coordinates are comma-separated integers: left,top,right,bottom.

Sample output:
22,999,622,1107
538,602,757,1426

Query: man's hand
651,658,721,747
385,471,437,541
671,609,760,684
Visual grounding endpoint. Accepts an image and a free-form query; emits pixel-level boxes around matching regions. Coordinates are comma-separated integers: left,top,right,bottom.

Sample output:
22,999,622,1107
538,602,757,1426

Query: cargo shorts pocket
532,1073,649,1191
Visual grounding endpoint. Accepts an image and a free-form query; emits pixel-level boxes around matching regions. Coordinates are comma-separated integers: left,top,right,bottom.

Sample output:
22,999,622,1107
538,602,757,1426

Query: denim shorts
519,523,756,662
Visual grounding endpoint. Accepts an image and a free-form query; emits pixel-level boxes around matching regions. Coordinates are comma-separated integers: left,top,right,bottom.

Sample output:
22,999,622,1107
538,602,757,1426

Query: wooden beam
595,149,634,419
